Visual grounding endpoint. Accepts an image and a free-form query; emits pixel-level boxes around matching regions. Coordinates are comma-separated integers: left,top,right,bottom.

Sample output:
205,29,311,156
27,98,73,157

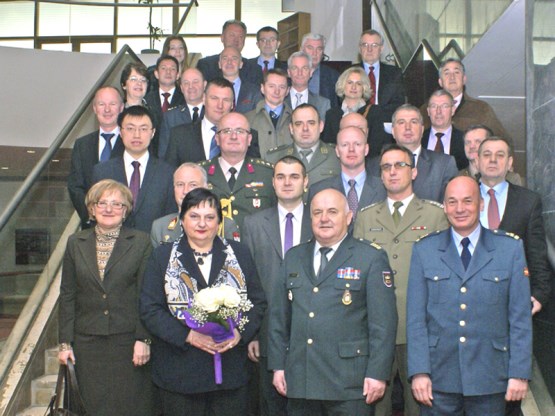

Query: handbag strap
64,360,89,415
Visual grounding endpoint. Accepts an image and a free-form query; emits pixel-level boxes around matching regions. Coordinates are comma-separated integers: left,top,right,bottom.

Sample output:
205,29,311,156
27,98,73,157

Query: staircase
16,348,58,416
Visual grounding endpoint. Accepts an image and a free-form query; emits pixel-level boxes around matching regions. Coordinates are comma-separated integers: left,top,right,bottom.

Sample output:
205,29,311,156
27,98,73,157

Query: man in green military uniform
354,143,449,416
200,112,276,240
266,104,340,189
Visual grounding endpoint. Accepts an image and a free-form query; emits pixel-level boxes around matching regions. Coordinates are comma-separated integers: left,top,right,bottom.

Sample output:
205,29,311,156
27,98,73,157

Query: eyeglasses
217,128,250,137
95,201,125,210
359,42,382,49
128,76,148,84
123,126,153,134
428,103,452,110
380,161,412,171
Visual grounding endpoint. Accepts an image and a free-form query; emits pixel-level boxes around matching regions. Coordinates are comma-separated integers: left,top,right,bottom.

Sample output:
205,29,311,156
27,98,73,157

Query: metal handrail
0,45,141,234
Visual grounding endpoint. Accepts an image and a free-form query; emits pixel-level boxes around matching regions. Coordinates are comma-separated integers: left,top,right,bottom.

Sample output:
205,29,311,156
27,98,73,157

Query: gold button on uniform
230,196,235,201
313,287,319,293
233,209,239,215
433,276,438,281
104,310,109,315
346,283,350,288
309,312,315,318
460,337,466,343
460,287,467,293
102,294,107,299
494,277,499,282
459,320,465,326
460,304,467,310
307,339,313,345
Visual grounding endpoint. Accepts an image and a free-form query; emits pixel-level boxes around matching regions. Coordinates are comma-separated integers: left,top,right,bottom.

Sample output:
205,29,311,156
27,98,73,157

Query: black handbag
46,360,89,416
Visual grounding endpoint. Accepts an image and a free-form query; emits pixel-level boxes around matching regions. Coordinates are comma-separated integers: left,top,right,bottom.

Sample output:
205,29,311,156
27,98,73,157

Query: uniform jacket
422,127,468,170
234,79,263,114
59,227,152,342
265,141,340,188
165,121,261,168
157,104,205,159
92,156,175,233
150,212,181,247
68,131,125,226
353,197,449,344
267,235,398,400
140,237,266,394
499,183,553,306
407,227,532,395
200,157,276,236
245,101,293,159
367,148,458,203
286,91,331,122
242,204,313,356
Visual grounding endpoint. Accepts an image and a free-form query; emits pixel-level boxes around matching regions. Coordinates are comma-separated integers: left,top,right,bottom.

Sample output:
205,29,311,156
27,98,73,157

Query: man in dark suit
92,105,175,234
166,78,260,167
68,86,125,228
144,55,185,132
301,33,340,108
477,137,552,314
196,19,259,85
247,26,288,86
268,188,398,415
287,51,331,121
357,29,406,121
407,176,532,415
242,156,312,416
308,126,386,220
157,68,206,159
422,89,468,170
219,46,262,114
368,104,458,202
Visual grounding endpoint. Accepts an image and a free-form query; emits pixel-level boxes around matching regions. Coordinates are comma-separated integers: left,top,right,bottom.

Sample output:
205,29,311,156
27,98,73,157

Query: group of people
59,17,552,416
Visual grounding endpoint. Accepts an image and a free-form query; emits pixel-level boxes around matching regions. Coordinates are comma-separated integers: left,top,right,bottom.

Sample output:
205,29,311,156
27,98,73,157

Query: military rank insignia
383,271,393,287
342,290,352,305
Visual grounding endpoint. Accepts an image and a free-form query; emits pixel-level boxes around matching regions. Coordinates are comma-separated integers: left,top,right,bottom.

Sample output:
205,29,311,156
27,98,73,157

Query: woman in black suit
140,188,266,416
58,179,155,415
321,66,390,158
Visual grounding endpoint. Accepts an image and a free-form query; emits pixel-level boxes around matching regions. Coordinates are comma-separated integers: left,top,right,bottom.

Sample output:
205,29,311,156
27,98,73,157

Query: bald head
339,112,369,137
311,189,352,247
443,176,483,236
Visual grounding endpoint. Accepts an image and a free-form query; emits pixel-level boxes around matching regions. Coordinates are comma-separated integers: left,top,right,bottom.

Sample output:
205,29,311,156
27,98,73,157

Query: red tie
368,66,376,105
434,132,445,153
129,161,141,209
263,60,269,73
161,92,170,112
487,188,501,229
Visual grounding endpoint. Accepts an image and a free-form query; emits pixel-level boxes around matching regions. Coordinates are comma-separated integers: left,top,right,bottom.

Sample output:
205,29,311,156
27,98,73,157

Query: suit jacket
234,79,263,114
312,63,341,108
367,148,458,203
266,141,340,188
267,235,398,400
287,91,331,122
420,93,511,142
140,237,266,394
245,101,293,159
196,54,260,85
242,205,312,356
422,127,468,170
498,183,553,306
68,131,125,227
246,57,288,86
354,197,449,344
157,104,205,159
407,227,532,395
92,156,175,233
165,121,261,167
59,227,152,342
144,88,185,130
321,105,390,158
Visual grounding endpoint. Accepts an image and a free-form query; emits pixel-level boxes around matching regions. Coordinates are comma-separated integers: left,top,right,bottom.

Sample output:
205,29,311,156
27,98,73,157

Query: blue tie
461,237,471,270
100,133,114,162
209,126,220,159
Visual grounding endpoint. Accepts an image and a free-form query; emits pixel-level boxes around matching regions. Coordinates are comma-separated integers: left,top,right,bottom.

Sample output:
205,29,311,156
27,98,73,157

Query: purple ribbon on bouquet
183,312,237,384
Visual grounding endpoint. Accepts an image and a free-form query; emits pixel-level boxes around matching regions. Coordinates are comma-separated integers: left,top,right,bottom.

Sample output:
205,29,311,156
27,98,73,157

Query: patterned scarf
164,236,247,323
95,225,121,281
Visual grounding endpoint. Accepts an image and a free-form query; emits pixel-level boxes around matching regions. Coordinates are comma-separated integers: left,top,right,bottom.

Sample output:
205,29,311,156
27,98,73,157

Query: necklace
192,249,212,265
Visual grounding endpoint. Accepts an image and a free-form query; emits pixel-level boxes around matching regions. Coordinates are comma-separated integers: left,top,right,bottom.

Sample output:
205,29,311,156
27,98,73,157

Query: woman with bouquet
140,188,266,416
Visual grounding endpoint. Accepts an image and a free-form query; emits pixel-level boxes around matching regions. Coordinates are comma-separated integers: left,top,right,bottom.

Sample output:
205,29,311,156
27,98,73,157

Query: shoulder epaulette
198,159,213,166
357,238,383,250
421,199,444,209
267,144,290,154
416,229,442,242
492,229,521,240
248,158,274,168
359,201,381,212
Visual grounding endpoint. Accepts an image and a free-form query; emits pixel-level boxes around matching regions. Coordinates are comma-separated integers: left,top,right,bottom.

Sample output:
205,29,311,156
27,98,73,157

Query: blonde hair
335,67,372,101
86,179,133,219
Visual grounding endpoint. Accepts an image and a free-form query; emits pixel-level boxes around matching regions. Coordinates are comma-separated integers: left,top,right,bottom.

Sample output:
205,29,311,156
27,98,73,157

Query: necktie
434,132,445,153
317,247,332,279
228,167,237,190
100,133,114,162
368,66,376,105
347,179,358,218
269,110,279,128
209,126,219,159
299,149,313,165
295,92,303,108
487,188,501,229
461,237,471,270
284,212,294,255
161,92,171,112
129,161,141,208
192,106,199,122
392,201,403,226
263,60,269,73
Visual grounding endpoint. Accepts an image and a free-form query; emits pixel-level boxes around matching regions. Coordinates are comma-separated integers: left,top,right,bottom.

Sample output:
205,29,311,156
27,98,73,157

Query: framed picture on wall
282,0,294,12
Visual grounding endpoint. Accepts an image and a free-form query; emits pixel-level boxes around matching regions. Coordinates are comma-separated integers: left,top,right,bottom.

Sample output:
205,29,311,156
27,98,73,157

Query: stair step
44,348,59,376
16,405,50,416
31,374,58,407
